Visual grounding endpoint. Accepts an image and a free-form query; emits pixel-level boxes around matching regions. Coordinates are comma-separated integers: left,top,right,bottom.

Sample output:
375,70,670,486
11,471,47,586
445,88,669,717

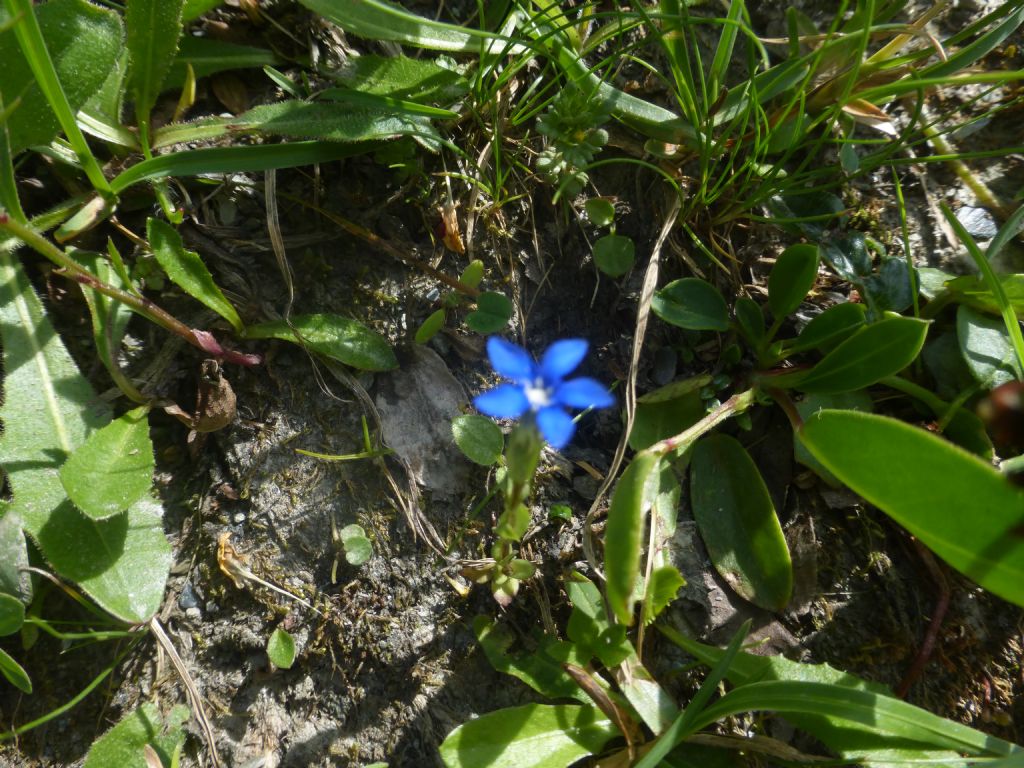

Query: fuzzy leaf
0,0,124,154
84,703,189,768
60,407,154,520
148,218,243,332
439,704,616,768
126,0,185,132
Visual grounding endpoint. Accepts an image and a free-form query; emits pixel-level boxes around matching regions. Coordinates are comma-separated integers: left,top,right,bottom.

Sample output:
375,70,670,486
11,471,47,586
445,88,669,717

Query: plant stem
650,387,758,455
0,211,260,366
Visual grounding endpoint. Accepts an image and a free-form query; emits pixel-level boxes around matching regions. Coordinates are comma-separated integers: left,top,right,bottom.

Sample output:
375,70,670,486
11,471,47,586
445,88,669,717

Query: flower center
524,378,553,410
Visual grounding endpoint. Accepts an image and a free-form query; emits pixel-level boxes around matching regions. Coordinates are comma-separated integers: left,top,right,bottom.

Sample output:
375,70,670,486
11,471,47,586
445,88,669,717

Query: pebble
956,206,998,239
233,512,246,523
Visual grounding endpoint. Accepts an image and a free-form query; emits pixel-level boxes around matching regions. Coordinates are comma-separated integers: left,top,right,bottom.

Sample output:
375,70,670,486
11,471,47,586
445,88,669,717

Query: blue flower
474,336,614,449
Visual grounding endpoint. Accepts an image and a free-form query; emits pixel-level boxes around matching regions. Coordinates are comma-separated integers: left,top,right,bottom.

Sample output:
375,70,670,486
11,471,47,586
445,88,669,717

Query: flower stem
649,388,758,456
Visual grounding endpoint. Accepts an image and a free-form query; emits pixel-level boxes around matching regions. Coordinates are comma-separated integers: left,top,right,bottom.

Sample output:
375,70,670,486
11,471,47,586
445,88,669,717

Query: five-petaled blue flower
474,337,614,449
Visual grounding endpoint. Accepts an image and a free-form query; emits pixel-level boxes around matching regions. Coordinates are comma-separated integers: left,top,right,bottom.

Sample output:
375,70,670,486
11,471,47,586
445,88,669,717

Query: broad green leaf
592,234,635,277
861,257,915,315
0,511,32,604
800,410,1024,607
267,627,296,669
652,278,730,331
604,450,660,624
771,316,928,393
35,498,172,623
182,0,221,22
59,407,154,520
466,291,513,334
0,647,31,693
661,625,969,768
474,616,590,703
821,232,871,281
768,243,819,319
785,301,866,354
793,391,873,486
0,593,24,635
154,101,441,149
690,435,792,611
957,305,1019,387
459,260,484,289
84,703,189,768
243,314,398,371
0,250,111,535
439,704,616,768
452,414,504,466
339,524,372,565
147,218,243,332
333,54,469,103
126,0,185,135
566,577,632,669
693,681,1018,758
0,0,124,154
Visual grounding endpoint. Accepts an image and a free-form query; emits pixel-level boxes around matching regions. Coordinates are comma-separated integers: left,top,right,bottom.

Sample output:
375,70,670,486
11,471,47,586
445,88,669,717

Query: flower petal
474,384,529,418
539,339,588,383
537,406,576,449
487,336,535,381
555,377,614,409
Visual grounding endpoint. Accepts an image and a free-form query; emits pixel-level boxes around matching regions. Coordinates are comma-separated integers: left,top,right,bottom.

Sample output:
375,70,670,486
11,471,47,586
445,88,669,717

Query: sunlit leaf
243,314,398,371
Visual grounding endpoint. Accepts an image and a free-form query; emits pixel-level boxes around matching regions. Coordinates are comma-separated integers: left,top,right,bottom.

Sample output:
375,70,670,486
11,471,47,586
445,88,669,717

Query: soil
1,2,1023,767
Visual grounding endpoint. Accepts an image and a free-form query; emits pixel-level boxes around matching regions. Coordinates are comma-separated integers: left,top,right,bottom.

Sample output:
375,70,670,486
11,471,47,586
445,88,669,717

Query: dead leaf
842,98,898,137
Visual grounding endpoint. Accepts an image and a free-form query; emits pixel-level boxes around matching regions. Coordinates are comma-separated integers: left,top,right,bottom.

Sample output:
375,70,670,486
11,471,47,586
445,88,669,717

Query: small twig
896,540,950,698
149,618,223,768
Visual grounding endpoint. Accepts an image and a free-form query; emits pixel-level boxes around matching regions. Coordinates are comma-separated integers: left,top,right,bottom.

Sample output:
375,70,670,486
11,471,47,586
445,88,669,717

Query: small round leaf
452,414,504,465
584,198,616,227
466,291,513,334
593,234,635,277
267,627,296,669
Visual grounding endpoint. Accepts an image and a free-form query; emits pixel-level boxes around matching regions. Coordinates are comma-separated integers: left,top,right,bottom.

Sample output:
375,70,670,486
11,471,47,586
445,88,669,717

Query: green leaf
439,704,616,768
59,406,154,520
84,703,189,768
566,577,632,668
452,414,504,466
592,234,635,277
36,498,172,623
267,627,297,669
182,0,222,21
945,273,1024,316
0,0,124,154
604,450,660,625
771,316,928,393
693,681,1017,758
794,391,873,486
333,53,469,103
957,305,1019,387
466,291,513,334
243,314,398,371
768,243,819,319
339,524,372,565
415,308,446,344
641,565,686,626
652,278,729,332
147,218,244,332
0,592,25,635
126,0,185,135
785,302,866,354
800,410,1024,607
474,616,590,703
0,511,32,604
459,260,484,289
735,297,765,347
155,100,441,149
584,198,615,227
0,647,32,693
690,435,792,611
